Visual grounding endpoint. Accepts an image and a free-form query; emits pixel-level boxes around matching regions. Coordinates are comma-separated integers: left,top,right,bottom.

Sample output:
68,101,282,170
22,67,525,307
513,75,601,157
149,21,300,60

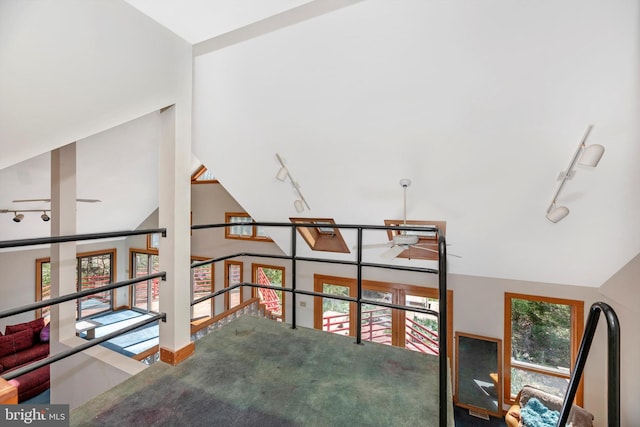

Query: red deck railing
322,308,439,354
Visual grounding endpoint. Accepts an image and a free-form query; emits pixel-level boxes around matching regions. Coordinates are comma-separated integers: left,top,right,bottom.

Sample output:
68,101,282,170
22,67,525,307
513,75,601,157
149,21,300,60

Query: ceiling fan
359,179,460,260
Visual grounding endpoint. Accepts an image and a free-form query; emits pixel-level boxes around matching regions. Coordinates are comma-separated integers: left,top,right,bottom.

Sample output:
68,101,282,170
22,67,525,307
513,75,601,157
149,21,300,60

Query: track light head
276,166,288,181
294,200,304,213
546,205,569,223
12,213,24,223
41,211,50,222
578,144,605,167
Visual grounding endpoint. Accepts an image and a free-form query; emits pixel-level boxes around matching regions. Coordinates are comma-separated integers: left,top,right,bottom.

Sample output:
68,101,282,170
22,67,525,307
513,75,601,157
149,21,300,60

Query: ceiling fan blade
354,242,393,250
381,245,405,260
411,245,462,258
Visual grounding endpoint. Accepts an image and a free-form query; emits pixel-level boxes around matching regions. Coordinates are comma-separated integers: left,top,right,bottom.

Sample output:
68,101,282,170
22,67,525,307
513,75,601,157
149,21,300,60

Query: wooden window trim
504,292,584,406
290,217,350,253
225,212,273,242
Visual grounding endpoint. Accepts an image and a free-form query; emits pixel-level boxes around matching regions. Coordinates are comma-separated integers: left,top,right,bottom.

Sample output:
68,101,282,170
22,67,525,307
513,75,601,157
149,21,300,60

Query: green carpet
71,315,453,426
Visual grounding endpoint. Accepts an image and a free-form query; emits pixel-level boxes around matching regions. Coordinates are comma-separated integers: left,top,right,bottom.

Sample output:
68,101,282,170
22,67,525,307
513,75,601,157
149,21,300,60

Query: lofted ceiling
1,1,639,287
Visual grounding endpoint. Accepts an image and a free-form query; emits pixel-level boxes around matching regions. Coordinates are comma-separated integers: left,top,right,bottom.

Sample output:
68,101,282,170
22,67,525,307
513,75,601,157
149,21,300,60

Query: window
504,293,584,405
225,212,272,241
191,257,214,320
130,249,160,313
313,274,453,358
36,249,116,320
252,264,285,321
224,260,243,310
191,165,218,184
384,220,446,261
290,218,349,253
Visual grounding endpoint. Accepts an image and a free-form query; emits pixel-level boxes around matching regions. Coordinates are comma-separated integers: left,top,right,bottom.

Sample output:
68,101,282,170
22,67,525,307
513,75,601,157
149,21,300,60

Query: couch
0,318,50,402
505,385,594,427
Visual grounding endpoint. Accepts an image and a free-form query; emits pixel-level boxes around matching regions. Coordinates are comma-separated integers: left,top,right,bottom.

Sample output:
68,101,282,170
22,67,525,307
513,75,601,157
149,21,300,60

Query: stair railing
558,302,620,427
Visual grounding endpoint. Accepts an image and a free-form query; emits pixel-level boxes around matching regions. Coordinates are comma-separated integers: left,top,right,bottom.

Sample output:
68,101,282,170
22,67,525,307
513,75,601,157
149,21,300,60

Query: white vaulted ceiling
1,0,639,287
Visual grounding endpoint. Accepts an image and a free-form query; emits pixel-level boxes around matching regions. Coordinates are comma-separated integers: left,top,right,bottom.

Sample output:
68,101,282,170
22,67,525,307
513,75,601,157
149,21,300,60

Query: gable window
36,249,116,320
504,293,584,405
191,165,218,184
384,220,446,261
290,217,349,253
225,212,272,241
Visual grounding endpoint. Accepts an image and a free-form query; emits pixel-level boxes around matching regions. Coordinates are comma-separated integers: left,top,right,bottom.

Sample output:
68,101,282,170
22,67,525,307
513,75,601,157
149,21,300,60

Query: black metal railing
190,221,449,427
558,302,620,427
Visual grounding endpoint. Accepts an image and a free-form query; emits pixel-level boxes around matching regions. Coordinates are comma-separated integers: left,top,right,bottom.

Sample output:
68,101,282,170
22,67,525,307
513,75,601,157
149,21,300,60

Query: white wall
0,0,192,170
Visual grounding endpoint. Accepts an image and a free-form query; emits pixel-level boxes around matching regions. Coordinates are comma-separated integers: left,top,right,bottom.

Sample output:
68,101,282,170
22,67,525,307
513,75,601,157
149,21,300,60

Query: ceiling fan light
546,206,569,223
578,144,605,167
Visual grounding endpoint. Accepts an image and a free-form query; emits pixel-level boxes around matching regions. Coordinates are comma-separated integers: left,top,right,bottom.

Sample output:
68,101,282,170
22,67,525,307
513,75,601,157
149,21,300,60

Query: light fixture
546,125,604,223
275,153,310,212
0,209,51,222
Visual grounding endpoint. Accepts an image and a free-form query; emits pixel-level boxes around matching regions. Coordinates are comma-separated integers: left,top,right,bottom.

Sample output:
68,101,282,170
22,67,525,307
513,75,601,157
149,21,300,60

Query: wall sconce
546,125,605,223
276,153,310,213
0,209,51,222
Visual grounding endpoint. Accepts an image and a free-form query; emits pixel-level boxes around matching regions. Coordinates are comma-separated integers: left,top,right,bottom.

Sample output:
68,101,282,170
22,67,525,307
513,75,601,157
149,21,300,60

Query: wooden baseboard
160,341,195,365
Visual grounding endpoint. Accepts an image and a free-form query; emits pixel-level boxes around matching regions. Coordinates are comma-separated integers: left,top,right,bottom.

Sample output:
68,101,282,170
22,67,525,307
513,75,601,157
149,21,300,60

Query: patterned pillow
0,328,34,357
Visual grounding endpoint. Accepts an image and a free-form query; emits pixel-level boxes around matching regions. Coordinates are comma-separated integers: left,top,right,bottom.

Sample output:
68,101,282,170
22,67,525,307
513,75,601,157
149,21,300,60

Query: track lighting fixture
546,125,605,223
0,209,52,222
275,153,310,213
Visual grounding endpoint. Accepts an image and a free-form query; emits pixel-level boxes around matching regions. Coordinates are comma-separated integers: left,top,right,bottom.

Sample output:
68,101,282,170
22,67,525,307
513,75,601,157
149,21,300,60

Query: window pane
361,290,393,347
510,366,568,399
322,284,350,336
228,263,242,309
511,298,571,369
405,295,439,355
256,225,269,238
256,267,283,318
41,261,51,320
192,265,212,319
79,254,112,317
230,216,252,236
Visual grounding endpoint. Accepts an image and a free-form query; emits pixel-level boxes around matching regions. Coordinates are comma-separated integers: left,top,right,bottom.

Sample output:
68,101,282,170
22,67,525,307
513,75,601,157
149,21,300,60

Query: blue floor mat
92,310,144,325
82,310,159,357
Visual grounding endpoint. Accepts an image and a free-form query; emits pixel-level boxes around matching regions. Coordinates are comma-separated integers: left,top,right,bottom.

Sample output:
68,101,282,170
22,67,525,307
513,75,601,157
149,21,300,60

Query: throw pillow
40,323,50,342
0,328,34,357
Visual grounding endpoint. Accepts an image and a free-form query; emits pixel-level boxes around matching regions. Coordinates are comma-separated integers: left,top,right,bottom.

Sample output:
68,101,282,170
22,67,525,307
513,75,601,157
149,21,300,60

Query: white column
50,142,77,342
158,104,193,363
